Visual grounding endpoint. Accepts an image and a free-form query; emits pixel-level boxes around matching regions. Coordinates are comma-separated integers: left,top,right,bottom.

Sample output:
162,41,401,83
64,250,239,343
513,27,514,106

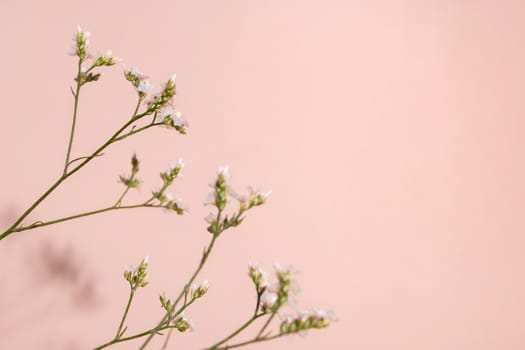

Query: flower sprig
2,26,333,350
204,166,272,236
124,256,150,289
0,27,193,241
203,263,332,350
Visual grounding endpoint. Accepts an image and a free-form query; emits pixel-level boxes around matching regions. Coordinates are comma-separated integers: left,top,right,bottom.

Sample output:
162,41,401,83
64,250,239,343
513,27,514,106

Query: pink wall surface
1,0,525,349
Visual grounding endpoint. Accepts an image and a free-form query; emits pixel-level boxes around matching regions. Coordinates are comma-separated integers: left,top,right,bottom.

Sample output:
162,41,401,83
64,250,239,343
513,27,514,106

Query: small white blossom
248,262,269,288
190,280,209,296
166,158,184,176
186,317,194,332
174,196,187,211
160,106,173,120
77,25,90,38
124,264,137,274
137,80,152,93
204,212,216,224
217,165,230,180
260,290,278,308
228,186,248,202
172,111,184,127
129,65,146,78
203,192,216,206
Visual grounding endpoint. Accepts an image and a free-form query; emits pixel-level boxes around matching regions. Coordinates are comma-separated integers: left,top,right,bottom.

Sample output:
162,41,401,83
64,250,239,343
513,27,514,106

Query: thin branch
138,209,223,349
63,59,83,175
9,202,162,234
204,313,265,350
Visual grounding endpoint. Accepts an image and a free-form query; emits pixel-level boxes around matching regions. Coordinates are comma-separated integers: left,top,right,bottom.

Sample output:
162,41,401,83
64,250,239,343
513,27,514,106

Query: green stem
115,288,136,339
256,312,276,338
113,122,163,142
7,202,161,234
212,333,283,350
205,313,265,350
93,292,196,350
63,59,83,175
93,325,174,350
0,109,149,241
138,209,223,349
115,186,132,207
67,153,105,167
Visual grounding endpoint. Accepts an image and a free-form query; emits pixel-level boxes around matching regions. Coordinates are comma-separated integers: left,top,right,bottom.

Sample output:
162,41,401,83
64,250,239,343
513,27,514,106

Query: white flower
191,280,209,295
128,66,147,80
77,25,90,38
248,262,269,288
169,73,176,84
260,290,278,308
186,317,194,332
204,212,216,224
203,192,216,206
160,106,173,120
174,196,187,211
165,192,174,202
228,186,248,202
124,264,137,275
166,158,184,174
172,111,184,127
137,80,152,93
68,45,77,56
278,309,293,321
217,165,230,180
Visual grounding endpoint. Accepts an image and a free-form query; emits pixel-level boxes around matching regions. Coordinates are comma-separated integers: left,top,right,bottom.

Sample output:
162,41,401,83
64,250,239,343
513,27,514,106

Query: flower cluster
119,153,141,189
231,186,273,211
151,158,187,214
204,166,271,235
69,26,120,86
279,308,334,335
172,313,194,333
68,25,91,61
189,280,209,300
203,165,230,210
258,264,296,313
249,262,269,294
160,158,184,186
145,74,177,113
124,66,151,98
124,66,187,132
157,106,188,134
123,256,149,289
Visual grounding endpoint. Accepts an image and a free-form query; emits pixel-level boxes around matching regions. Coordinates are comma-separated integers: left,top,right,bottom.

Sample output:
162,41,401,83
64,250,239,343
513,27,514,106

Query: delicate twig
256,312,276,339
139,209,223,349
0,101,148,241
204,313,265,350
113,122,163,142
115,289,136,339
210,333,284,350
63,59,83,175
6,202,162,234
92,325,173,350
160,328,173,350
67,153,105,167
93,292,197,350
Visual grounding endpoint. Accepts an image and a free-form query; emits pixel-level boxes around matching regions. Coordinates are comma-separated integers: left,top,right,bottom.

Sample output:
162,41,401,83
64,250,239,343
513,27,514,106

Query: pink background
1,0,525,349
